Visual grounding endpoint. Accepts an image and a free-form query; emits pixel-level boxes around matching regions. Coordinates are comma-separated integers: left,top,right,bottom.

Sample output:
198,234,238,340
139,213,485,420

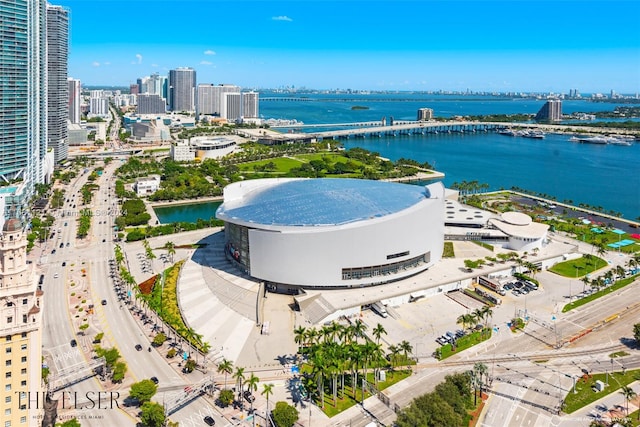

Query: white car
53,273,59,278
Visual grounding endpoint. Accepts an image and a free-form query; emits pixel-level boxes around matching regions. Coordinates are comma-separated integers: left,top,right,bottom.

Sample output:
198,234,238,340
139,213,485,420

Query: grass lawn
437,329,492,360
562,274,639,312
443,242,455,258
549,255,607,278
294,152,360,165
318,369,412,417
563,368,640,414
237,157,303,173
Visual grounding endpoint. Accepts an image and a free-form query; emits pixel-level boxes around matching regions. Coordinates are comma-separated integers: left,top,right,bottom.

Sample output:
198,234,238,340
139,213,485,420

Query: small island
351,105,370,110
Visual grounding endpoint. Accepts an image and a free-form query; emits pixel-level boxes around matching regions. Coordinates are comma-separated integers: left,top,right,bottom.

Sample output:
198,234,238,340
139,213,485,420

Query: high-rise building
242,91,259,118
417,108,434,121
0,0,49,219
129,83,139,95
68,78,82,124
47,4,69,163
147,73,168,100
197,83,240,116
168,67,196,112
224,92,242,121
0,218,44,426
535,99,562,122
137,94,166,114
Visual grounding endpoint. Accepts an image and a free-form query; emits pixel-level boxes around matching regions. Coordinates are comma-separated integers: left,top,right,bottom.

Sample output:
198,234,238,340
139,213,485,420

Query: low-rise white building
134,175,161,196
191,136,237,160
170,141,196,162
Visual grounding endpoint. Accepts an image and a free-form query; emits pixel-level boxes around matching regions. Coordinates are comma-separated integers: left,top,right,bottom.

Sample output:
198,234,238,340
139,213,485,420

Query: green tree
271,401,299,427
620,385,637,416
262,383,274,420
129,379,158,404
218,389,234,407
139,401,165,427
164,241,176,263
111,362,127,383
152,333,167,347
372,323,387,345
217,358,233,389
57,419,82,427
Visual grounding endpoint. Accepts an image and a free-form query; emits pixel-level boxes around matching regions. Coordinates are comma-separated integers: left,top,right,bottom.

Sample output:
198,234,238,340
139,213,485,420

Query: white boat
577,136,609,145
607,138,632,146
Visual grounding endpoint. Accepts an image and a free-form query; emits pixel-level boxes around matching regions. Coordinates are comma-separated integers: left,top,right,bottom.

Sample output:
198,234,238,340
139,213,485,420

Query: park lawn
438,329,492,360
443,242,455,258
237,157,303,173
294,152,360,165
548,255,607,277
318,369,412,417
562,274,639,312
563,368,640,414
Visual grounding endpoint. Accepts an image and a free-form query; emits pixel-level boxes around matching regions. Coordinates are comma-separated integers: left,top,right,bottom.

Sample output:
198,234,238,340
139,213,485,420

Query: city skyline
59,0,640,93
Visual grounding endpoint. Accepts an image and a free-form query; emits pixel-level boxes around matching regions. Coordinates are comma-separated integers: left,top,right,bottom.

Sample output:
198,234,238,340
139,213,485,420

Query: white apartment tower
197,84,240,116
224,92,242,121
0,219,44,426
242,91,259,118
67,78,81,124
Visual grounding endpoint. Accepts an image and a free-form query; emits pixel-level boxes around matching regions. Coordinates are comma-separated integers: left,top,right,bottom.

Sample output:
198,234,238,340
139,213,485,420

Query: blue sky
59,0,640,93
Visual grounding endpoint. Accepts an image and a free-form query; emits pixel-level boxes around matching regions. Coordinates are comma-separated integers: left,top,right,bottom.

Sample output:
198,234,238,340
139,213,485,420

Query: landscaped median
138,260,210,354
562,368,640,414
435,328,492,360
562,274,639,313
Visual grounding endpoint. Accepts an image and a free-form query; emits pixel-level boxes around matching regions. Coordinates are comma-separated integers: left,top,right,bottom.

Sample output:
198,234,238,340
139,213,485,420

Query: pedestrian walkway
176,231,265,366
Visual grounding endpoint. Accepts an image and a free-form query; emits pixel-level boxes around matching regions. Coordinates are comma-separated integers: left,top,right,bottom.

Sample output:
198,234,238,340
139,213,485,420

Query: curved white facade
216,178,445,289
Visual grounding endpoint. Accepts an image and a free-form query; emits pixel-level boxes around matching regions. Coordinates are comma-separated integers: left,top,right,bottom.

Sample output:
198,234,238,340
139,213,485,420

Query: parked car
101,300,107,306
70,339,77,347
204,416,215,426
135,344,143,351
243,390,255,403
435,336,448,345
150,377,159,384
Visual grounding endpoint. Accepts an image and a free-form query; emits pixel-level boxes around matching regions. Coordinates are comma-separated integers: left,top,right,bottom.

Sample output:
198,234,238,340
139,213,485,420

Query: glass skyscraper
168,67,196,112
0,0,49,215
47,4,69,163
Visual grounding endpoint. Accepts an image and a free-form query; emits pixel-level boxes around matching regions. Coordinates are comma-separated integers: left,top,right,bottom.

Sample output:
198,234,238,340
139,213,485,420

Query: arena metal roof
216,178,430,227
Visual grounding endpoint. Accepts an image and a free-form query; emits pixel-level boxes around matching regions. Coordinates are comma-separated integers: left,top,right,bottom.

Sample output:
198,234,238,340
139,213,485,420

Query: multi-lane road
38,161,216,426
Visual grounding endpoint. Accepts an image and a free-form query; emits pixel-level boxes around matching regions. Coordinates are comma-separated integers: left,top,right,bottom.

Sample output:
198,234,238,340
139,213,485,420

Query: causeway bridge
307,121,505,140
263,120,640,143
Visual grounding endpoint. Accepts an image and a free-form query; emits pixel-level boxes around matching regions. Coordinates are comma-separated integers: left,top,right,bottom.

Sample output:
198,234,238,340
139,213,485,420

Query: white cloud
204,49,216,55
272,15,292,22
92,61,100,67
135,53,143,64
200,60,213,66
103,61,111,66
151,63,158,67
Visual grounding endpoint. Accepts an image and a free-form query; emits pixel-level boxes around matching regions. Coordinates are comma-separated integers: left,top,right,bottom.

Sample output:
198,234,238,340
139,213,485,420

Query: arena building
215,178,445,291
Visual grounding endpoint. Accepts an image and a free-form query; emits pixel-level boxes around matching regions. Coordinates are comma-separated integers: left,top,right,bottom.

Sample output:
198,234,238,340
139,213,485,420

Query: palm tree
473,362,488,405
399,340,413,367
245,373,260,413
480,305,493,329
387,345,400,370
261,383,274,419
580,276,590,293
293,326,307,349
217,359,233,390
348,344,362,400
352,319,367,344
233,367,246,408
372,323,387,345
473,308,486,328
164,241,176,263
619,386,637,416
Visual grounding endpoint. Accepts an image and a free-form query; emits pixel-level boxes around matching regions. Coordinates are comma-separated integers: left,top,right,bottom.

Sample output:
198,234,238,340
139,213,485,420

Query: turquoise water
154,201,221,224
260,94,640,219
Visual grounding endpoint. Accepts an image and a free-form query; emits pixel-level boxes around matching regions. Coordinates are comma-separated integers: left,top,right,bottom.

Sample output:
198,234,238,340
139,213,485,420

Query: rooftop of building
216,178,434,227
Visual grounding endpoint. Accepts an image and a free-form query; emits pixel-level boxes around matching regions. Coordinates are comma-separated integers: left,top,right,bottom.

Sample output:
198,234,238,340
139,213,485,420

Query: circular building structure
489,211,549,252
215,178,445,290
